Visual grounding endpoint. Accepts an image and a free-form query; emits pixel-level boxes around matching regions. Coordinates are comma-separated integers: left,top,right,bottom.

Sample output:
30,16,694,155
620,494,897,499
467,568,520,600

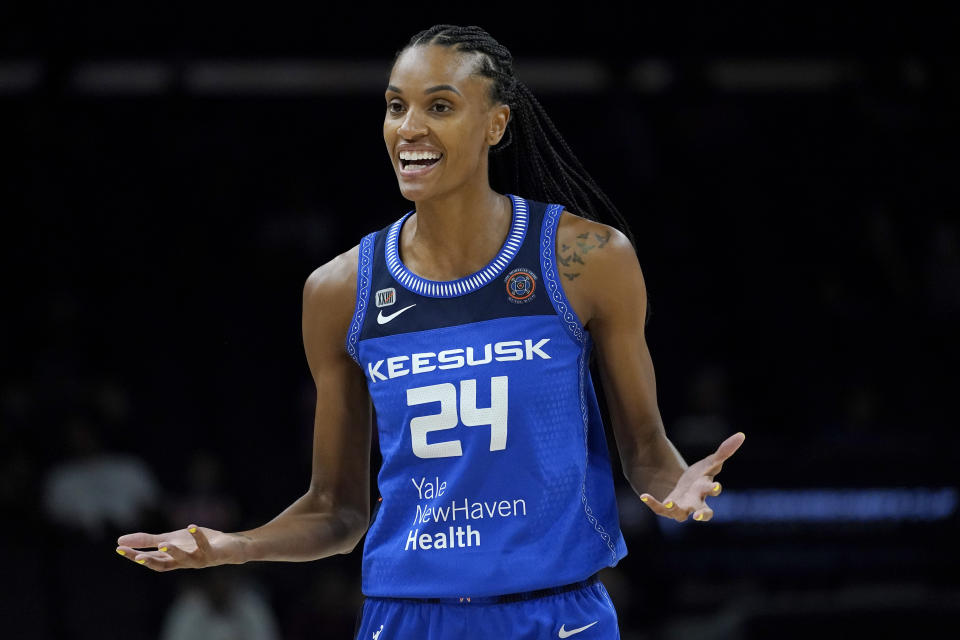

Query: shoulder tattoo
558,228,611,281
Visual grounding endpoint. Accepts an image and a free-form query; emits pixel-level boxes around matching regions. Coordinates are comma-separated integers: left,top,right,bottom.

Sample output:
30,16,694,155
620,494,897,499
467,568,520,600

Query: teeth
399,150,442,161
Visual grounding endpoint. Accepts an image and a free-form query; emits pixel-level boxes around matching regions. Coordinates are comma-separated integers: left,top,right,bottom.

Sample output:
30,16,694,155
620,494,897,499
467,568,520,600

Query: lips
397,144,443,176
398,153,443,177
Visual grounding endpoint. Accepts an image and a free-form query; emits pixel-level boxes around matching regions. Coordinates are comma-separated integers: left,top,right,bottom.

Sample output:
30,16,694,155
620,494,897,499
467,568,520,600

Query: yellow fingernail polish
664,501,674,509
160,547,168,552
188,527,197,534
641,496,649,502
116,549,125,556
713,483,721,492
137,559,146,564
694,513,703,521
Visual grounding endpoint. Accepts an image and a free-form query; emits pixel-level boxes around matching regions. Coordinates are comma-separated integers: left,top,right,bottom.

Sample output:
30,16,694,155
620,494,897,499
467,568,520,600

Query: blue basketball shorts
354,574,620,640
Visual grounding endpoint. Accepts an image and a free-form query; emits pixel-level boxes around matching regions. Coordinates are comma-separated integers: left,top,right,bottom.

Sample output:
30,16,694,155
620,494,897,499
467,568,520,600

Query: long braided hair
399,24,638,250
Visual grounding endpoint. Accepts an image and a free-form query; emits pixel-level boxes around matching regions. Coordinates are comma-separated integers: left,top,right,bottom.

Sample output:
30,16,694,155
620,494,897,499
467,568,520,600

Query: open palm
640,432,745,522
116,524,243,571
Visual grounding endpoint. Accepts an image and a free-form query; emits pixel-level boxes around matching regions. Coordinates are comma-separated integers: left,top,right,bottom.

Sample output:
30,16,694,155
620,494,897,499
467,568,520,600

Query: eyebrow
386,84,462,96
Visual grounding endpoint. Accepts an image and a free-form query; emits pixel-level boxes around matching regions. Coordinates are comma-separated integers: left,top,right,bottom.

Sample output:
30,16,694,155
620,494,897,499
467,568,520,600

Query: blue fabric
349,195,627,599
354,580,621,640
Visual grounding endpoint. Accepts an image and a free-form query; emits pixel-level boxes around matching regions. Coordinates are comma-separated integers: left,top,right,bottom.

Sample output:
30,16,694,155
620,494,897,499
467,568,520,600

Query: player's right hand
116,524,246,571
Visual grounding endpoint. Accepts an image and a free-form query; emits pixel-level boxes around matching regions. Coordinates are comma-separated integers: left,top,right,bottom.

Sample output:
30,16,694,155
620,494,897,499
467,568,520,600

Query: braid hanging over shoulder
399,24,637,250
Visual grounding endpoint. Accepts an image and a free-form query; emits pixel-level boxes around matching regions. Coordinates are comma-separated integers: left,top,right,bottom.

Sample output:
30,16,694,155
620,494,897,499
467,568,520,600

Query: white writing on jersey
366,338,550,383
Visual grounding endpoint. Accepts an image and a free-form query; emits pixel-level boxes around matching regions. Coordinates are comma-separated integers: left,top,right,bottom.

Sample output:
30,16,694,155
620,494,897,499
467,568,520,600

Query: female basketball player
117,25,744,638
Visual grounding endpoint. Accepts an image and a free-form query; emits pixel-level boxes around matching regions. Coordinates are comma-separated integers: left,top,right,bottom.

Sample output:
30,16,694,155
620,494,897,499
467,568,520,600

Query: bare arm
117,245,373,569
557,212,743,522
235,245,372,562
556,213,686,498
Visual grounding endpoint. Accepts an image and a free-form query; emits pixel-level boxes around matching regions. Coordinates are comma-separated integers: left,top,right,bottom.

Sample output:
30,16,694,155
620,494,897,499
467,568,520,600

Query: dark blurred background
3,4,959,639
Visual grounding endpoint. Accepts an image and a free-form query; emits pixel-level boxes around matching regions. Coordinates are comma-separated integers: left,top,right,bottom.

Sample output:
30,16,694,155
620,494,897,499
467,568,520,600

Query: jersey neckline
385,193,529,298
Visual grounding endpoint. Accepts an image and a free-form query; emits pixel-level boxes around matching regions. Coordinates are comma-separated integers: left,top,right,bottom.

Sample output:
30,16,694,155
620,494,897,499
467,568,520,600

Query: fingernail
188,527,197,534
116,549,125,556
664,501,674,509
737,431,745,438
136,559,146,564
694,513,703,521
160,547,168,552
641,496,649,503
713,483,721,492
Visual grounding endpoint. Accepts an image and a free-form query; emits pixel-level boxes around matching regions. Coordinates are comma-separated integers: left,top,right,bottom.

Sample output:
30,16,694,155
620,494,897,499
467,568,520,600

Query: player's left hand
116,524,243,571
639,432,745,522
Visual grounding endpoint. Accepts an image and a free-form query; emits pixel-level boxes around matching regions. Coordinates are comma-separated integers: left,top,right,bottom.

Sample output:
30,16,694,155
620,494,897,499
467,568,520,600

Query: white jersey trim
385,194,529,298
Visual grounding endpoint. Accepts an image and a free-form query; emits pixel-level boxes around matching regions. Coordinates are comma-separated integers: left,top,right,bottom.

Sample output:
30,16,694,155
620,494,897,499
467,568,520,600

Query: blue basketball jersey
346,194,627,598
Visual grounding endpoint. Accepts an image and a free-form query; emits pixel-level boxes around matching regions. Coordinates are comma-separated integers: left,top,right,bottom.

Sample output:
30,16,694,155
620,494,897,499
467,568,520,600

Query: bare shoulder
555,210,638,282
302,244,361,364
555,210,643,327
304,244,359,306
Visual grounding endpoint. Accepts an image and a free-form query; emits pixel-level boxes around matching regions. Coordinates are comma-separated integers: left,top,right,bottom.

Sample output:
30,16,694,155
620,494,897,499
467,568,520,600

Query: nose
397,107,428,140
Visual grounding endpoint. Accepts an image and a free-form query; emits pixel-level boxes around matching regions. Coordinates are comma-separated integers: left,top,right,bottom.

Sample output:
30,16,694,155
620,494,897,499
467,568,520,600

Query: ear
486,104,511,147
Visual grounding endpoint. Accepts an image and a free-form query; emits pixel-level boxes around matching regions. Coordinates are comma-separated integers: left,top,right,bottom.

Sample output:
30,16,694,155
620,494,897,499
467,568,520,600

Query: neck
403,182,512,280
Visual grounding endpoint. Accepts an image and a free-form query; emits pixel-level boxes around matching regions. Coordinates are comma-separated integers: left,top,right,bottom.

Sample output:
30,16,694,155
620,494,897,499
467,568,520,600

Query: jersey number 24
406,376,508,459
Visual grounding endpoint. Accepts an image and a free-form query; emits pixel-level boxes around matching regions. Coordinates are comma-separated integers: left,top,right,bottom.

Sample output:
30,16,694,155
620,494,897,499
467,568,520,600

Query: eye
387,101,405,115
430,102,451,113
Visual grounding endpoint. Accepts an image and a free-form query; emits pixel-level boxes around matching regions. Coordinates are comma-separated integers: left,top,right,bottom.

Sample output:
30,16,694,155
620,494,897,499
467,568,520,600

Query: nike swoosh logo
376,303,416,325
558,621,598,638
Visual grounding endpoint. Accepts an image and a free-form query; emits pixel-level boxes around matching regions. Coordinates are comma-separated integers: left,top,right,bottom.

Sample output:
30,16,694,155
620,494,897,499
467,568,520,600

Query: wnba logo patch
504,268,537,304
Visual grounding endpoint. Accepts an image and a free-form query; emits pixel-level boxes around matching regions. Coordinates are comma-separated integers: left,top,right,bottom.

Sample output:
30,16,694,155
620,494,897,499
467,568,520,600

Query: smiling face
384,44,510,202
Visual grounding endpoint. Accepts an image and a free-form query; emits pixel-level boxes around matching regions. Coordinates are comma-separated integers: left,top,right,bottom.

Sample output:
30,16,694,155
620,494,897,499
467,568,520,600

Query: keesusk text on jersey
365,338,551,383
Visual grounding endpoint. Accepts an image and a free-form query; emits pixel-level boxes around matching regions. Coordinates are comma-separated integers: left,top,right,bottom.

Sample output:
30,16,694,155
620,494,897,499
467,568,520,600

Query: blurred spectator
42,417,159,540
38,388,166,640
284,573,363,639
671,363,731,455
160,572,281,640
165,451,239,532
